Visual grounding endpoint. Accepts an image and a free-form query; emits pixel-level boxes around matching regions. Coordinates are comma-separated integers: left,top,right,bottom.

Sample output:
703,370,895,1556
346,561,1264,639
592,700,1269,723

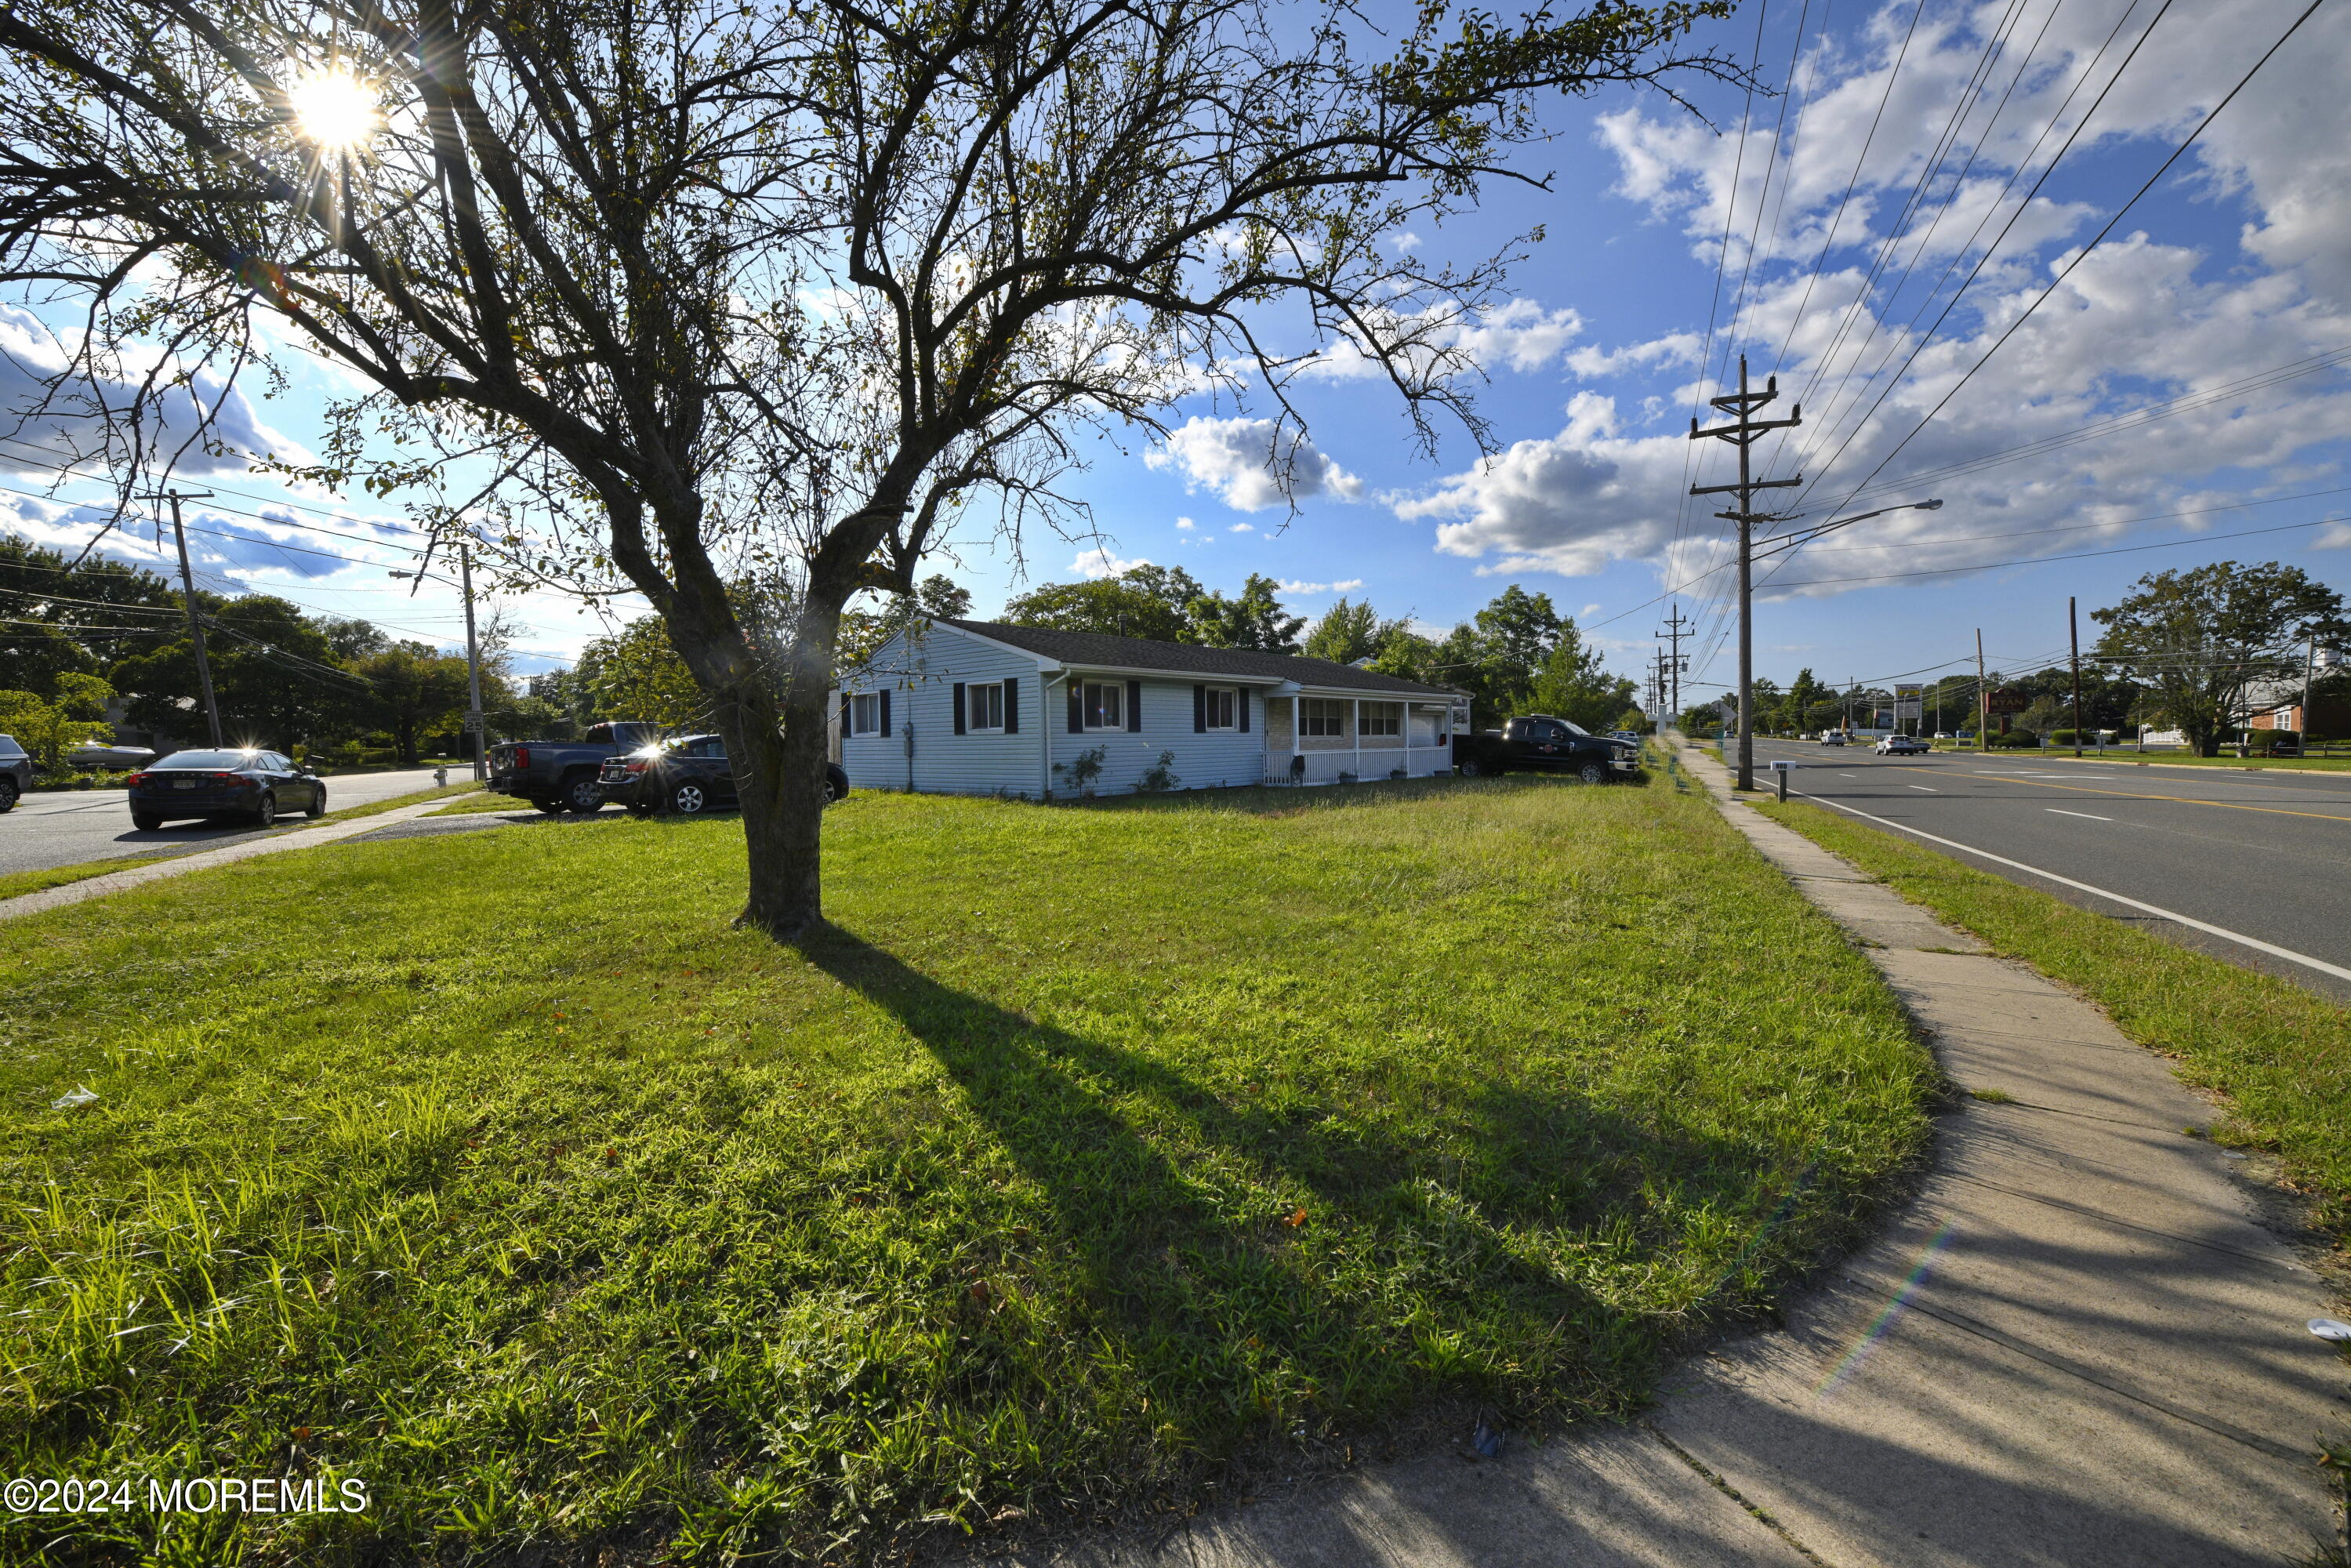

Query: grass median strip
0,852,182,903
2,779,1931,1565
1754,795,2351,1236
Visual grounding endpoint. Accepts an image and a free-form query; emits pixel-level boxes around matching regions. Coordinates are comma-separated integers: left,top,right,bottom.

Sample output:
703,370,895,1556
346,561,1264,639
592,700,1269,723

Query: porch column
1352,699,1361,780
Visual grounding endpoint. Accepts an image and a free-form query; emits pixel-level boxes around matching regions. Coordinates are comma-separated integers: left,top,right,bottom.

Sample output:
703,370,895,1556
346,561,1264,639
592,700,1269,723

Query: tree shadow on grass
797,925,1829,1442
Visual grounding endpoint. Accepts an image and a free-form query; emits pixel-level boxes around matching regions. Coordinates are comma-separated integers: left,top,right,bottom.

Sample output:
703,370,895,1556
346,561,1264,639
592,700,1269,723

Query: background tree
2092,562,2349,757
1524,622,1634,731
0,0,1735,935
1304,597,1409,666
0,673,114,768
349,643,473,766
574,619,706,737
1186,574,1306,653
0,535,181,694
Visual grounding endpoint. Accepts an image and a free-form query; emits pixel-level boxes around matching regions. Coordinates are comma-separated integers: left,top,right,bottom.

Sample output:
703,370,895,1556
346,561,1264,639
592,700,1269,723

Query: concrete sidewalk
984,744,2347,1566
0,793,460,921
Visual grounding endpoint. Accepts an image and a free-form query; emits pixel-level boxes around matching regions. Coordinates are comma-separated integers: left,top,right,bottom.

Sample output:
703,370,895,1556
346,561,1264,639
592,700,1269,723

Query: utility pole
2303,633,2320,747
158,489,223,748
1658,603,1691,728
2070,596,2085,757
1691,354,1801,790
1975,629,1989,753
459,543,486,781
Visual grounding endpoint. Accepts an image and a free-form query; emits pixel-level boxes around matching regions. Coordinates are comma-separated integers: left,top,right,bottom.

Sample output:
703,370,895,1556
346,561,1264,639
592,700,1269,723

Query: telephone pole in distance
1690,354,1801,791
1659,602,1691,728
152,488,224,749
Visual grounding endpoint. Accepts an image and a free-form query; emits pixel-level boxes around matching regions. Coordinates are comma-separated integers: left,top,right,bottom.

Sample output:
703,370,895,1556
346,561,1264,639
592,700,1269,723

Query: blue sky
5,0,2348,699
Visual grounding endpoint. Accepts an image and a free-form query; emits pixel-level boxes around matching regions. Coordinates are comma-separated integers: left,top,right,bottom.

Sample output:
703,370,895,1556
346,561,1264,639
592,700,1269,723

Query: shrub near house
836,619,1469,796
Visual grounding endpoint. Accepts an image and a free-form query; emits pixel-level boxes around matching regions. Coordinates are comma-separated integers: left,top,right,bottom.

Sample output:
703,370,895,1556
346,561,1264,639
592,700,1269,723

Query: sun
287,70,378,150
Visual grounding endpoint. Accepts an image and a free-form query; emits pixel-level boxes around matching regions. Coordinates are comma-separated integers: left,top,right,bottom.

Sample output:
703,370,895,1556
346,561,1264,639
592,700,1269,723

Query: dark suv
599,734,848,815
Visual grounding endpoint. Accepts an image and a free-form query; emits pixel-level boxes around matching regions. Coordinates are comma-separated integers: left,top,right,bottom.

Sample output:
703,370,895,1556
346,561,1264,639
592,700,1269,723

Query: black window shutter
840,694,851,737
1239,690,1250,732
1067,681,1083,733
1193,684,1206,733
1127,680,1143,732
952,683,967,735
1004,679,1019,734
880,689,891,738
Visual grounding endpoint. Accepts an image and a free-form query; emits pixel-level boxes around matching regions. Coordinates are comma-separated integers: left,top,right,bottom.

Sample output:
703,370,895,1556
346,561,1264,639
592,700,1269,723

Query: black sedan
599,735,848,815
128,750,325,830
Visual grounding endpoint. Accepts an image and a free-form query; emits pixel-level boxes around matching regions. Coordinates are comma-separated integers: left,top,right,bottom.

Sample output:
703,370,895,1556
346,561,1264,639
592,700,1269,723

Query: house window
1302,698,1349,737
1081,681,1124,731
967,681,1005,734
1205,687,1237,730
1360,702,1401,737
848,693,882,736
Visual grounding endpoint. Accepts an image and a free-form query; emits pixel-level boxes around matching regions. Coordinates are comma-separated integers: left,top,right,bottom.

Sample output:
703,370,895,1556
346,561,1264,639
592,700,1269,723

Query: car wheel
306,786,327,818
252,792,278,827
562,775,604,814
532,797,565,814
132,811,161,832
0,777,16,812
1459,757,1492,779
669,780,709,815
1578,760,1609,786
824,765,849,804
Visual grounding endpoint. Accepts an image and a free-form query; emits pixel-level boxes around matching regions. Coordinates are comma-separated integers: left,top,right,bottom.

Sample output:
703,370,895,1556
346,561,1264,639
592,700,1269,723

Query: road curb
0,794,460,922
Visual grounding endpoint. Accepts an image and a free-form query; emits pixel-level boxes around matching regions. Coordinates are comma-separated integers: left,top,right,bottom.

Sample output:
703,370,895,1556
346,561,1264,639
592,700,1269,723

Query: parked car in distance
1607,730,1643,746
1452,715,1641,783
127,750,325,830
1818,731,1849,746
488,720,665,814
597,733,850,815
1874,735,1930,756
66,742,158,771
0,733,29,812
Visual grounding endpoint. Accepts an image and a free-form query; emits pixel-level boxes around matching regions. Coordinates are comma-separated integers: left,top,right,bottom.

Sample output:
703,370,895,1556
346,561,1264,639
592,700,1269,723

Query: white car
1817,732,1848,746
1874,735,1929,756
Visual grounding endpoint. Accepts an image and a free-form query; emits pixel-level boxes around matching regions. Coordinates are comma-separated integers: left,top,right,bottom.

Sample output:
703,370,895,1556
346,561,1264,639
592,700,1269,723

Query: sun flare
287,70,377,150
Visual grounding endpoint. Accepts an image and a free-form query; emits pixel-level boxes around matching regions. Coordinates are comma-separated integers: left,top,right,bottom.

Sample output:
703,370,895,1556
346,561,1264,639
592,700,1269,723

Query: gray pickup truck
488,720,665,813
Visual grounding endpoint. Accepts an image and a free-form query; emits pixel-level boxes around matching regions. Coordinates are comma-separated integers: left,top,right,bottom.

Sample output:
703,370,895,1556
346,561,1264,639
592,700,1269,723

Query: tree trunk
706,594,844,942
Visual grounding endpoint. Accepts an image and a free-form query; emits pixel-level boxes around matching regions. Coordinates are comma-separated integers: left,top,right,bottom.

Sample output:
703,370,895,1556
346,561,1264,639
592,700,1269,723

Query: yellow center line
1953,769,2351,824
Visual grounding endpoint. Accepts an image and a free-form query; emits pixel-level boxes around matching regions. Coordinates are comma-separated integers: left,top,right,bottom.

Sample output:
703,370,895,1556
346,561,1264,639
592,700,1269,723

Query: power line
1767,511,2347,588
1798,0,2322,514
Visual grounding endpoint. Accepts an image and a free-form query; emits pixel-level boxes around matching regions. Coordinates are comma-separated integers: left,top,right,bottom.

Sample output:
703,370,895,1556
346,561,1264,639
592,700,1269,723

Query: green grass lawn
425,789,534,816
2,779,1932,1566
1754,796,2351,1235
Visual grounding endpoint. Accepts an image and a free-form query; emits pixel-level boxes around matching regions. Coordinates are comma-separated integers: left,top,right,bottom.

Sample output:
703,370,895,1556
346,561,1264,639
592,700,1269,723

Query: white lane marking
1790,789,2351,985
1839,772,1857,778
1907,785,1938,792
2047,808,2112,821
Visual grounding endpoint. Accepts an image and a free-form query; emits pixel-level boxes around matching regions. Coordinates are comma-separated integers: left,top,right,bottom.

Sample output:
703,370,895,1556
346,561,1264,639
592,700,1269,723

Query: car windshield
1559,720,1589,736
152,750,258,770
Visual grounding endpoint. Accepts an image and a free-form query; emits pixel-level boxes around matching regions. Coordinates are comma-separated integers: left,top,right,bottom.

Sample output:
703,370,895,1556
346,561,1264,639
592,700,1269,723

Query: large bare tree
0,0,1736,936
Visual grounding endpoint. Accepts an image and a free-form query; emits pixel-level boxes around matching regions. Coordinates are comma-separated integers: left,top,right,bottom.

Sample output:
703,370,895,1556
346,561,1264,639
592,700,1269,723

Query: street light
1754,497,1943,558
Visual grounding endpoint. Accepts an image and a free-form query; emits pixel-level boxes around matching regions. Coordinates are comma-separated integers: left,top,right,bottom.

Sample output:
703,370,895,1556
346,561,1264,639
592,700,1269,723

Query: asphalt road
1741,739,2351,1003
0,768,458,879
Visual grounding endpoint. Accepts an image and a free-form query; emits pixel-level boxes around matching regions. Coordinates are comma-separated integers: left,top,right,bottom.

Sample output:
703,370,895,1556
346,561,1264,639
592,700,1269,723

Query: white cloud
1174,517,1195,531
1389,230,1425,255
1448,299,1584,374
1228,521,1254,533
0,303,308,477
1146,416,1365,511
1426,0,2351,599
1278,578,1366,595
1070,546,1149,579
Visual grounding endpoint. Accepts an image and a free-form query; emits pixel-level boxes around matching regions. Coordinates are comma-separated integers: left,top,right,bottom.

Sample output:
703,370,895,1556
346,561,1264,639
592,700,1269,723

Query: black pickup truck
1453,715,1641,783
488,720,666,813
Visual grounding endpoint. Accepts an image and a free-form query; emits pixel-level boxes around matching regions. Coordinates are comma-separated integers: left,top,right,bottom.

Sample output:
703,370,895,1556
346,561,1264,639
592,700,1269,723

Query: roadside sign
1986,688,2030,714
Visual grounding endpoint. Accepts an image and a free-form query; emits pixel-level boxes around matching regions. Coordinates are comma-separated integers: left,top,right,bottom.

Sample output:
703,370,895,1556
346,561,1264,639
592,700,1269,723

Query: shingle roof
935,619,1463,698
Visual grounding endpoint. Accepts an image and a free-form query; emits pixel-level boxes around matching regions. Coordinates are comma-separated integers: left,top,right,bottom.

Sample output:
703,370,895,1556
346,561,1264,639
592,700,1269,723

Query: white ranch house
833,618,1470,797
